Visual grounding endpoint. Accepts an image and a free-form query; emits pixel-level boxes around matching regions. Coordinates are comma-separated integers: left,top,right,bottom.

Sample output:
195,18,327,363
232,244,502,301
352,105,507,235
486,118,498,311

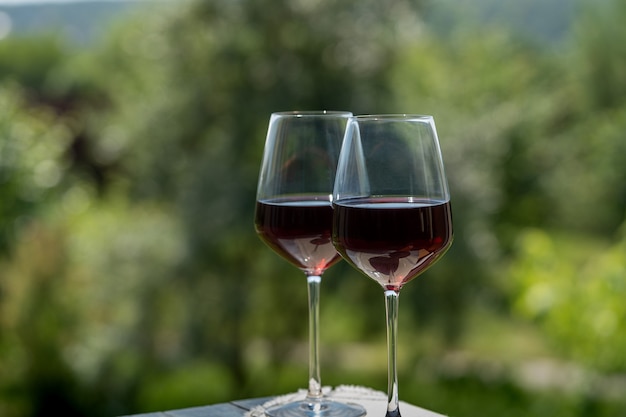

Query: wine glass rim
271,110,353,117
353,114,434,121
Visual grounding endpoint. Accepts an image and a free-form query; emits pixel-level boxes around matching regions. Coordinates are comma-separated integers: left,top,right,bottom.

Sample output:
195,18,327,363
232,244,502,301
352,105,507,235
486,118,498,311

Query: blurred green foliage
0,84,72,254
1,0,626,416
512,228,626,372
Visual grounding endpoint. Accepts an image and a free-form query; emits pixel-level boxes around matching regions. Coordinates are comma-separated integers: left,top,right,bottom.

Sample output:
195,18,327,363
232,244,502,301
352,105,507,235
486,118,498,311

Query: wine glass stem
306,274,323,401
385,289,401,417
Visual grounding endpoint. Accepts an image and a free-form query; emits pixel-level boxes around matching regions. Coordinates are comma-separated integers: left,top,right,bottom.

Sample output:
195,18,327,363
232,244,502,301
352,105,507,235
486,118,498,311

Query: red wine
255,196,341,275
332,197,453,291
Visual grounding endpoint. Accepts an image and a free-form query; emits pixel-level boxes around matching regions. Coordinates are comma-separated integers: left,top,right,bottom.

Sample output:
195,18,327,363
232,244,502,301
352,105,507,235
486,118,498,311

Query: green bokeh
1,0,626,416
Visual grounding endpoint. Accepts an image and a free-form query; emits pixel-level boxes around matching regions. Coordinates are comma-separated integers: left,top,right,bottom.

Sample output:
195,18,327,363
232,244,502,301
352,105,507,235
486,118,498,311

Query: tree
0,85,72,255
60,0,429,401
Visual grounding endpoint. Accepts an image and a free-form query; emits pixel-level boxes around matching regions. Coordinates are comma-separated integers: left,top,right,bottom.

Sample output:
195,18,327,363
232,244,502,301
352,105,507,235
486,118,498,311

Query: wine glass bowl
255,196,340,276
255,111,366,417
332,115,453,416
255,111,350,277
332,196,452,291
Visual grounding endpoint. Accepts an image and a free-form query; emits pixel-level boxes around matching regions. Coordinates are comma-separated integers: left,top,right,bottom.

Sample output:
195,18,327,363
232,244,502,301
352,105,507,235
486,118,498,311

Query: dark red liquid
332,197,453,291
255,196,341,275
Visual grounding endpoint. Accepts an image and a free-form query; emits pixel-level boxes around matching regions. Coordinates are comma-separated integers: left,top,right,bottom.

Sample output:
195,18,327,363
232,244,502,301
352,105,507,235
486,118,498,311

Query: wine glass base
265,399,366,417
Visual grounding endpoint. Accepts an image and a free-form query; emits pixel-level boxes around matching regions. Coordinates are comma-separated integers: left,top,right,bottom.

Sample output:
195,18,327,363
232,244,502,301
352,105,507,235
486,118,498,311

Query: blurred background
1,0,625,416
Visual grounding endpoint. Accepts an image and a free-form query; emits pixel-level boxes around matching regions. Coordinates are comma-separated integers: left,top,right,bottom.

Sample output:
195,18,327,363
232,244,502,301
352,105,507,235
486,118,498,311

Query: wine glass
332,115,453,417
255,111,366,417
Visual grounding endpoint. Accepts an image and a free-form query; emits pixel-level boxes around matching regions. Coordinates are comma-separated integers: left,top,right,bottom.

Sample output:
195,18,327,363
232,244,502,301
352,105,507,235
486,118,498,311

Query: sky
0,0,145,41
0,0,135,4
